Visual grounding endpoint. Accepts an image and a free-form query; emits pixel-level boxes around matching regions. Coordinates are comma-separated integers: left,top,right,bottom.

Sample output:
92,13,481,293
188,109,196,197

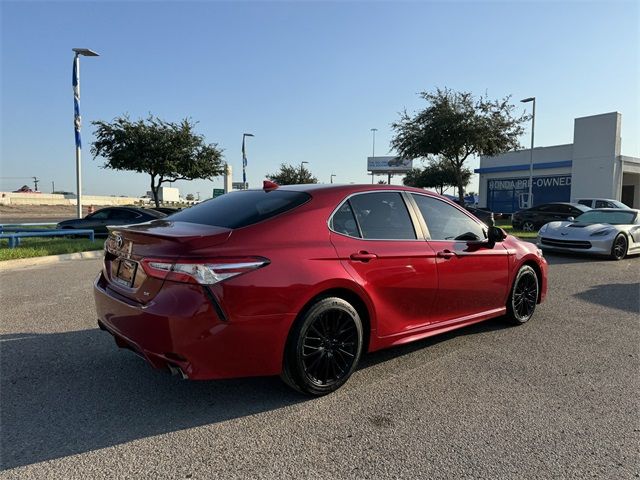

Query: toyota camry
94,183,548,395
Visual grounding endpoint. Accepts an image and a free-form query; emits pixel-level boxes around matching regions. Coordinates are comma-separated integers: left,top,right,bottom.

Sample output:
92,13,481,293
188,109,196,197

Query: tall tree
92,115,225,207
392,88,528,203
403,160,472,195
267,163,318,185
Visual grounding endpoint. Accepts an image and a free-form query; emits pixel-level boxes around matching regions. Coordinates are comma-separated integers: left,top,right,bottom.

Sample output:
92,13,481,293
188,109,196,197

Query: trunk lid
103,220,232,303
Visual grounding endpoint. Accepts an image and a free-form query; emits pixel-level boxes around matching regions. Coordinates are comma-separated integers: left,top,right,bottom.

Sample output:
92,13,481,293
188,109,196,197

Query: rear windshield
167,190,311,228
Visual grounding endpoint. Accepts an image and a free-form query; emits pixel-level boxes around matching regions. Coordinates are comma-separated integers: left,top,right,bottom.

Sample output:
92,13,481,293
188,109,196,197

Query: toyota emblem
115,234,124,249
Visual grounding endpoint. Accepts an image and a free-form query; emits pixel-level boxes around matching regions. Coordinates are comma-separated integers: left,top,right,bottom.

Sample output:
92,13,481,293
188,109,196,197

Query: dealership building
475,112,640,213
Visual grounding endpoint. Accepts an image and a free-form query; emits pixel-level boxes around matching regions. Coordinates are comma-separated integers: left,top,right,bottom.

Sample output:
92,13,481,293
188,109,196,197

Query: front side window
89,209,110,220
346,192,416,240
109,209,141,220
411,194,486,241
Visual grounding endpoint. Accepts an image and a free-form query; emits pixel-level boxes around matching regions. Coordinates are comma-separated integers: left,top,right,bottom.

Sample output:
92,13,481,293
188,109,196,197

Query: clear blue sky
1,1,638,198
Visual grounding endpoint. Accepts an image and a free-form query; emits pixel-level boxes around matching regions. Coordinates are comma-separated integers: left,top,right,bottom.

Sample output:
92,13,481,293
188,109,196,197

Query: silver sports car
537,208,640,260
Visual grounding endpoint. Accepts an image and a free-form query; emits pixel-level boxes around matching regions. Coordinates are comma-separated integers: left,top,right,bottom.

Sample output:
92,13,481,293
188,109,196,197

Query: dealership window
347,192,416,240
411,194,485,241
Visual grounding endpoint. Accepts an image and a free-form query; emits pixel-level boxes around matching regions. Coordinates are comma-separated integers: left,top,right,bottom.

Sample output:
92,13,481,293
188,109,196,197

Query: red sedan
94,183,547,395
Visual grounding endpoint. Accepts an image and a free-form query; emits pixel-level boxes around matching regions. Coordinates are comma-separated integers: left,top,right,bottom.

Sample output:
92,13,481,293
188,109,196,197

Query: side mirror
488,226,507,243
567,216,575,222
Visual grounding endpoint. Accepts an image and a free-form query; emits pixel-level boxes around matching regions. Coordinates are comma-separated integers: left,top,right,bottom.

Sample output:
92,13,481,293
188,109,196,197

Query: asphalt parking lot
1,253,639,479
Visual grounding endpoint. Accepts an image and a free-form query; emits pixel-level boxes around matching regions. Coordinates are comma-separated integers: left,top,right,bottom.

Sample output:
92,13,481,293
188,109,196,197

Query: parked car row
509,199,639,260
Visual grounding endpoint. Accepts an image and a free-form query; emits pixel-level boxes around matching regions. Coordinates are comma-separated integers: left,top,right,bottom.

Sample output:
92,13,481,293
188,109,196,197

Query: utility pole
521,97,536,208
370,128,378,184
32,177,40,191
51,181,55,193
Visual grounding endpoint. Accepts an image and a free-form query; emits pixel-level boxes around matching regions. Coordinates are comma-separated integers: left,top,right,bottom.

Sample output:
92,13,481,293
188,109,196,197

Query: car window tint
577,200,592,207
90,209,110,220
348,192,416,240
330,201,361,238
411,194,485,241
553,205,572,214
595,200,609,208
109,209,141,220
535,205,551,212
168,190,310,228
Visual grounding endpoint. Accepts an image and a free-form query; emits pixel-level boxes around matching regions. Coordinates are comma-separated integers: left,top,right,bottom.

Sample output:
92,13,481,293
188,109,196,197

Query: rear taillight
141,257,269,285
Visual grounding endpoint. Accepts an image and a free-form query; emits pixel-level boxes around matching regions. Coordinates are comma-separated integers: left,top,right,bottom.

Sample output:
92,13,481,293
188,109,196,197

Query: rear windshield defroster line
168,190,311,229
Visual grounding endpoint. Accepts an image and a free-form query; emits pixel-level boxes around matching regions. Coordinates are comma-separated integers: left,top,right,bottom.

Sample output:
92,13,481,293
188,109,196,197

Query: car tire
610,234,628,261
281,297,363,396
506,265,539,325
521,221,536,232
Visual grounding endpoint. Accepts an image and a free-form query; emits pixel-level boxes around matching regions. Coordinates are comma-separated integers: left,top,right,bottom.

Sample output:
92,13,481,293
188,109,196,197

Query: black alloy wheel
611,234,628,260
506,265,539,325
282,297,363,396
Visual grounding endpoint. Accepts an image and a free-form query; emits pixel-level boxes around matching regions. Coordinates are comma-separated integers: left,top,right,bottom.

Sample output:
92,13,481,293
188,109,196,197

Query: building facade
475,112,640,213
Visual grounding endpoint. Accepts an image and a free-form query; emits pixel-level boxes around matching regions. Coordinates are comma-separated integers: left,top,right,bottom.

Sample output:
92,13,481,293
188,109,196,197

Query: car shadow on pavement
542,251,614,265
358,317,511,371
0,329,304,471
574,283,640,314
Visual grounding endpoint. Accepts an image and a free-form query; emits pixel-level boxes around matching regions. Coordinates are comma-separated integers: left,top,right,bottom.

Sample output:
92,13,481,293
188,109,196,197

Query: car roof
576,198,618,201
585,208,639,213
246,183,444,197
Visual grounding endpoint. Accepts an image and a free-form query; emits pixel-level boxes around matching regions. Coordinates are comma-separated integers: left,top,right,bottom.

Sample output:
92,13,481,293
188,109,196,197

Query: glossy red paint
94,184,547,380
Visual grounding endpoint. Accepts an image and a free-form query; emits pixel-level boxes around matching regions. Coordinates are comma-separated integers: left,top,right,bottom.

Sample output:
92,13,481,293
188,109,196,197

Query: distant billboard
367,156,413,173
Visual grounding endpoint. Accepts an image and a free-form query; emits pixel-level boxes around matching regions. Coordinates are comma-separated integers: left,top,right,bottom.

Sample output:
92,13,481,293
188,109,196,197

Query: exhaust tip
167,364,188,380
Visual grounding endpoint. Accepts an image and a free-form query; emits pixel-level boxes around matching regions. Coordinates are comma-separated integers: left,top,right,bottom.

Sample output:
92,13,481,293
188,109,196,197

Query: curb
0,250,104,271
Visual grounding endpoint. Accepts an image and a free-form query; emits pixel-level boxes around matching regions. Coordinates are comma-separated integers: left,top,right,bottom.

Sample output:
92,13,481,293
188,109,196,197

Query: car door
409,194,510,323
329,191,439,337
84,209,112,233
108,209,143,231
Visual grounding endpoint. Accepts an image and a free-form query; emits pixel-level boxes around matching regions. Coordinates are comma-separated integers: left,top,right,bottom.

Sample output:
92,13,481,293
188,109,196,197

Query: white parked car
576,198,628,209
537,208,640,260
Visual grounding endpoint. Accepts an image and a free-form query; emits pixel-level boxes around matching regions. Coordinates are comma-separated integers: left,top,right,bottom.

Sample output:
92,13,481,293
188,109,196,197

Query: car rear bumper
94,273,294,380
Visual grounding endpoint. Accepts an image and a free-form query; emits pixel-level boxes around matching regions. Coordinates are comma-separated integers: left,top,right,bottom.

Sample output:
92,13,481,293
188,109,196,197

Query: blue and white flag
72,56,81,148
242,136,247,183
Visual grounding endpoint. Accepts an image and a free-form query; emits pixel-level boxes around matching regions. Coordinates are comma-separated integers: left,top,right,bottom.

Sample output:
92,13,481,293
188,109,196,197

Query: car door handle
436,249,456,259
350,251,378,262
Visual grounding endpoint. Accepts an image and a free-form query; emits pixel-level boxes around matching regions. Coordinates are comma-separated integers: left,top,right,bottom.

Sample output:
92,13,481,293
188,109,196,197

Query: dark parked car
149,206,183,215
512,202,590,232
94,183,547,396
57,207,165,235
464,206,497,226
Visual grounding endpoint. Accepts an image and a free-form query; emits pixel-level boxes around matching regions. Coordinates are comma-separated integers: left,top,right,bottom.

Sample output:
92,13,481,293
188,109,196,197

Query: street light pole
521,97,536,208
300,161,309,184
370,128,378,184
242,133,254,189
330,174,336,184
72,48,99,218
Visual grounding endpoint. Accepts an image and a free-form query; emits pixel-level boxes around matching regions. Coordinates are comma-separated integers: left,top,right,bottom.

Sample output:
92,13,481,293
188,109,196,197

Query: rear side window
168,190,311,228
347,192,416,240
578,199,592,207
109,209,141,220
330,202,361,238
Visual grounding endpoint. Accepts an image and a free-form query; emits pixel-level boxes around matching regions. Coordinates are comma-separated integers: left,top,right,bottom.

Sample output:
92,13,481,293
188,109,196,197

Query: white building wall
478,144,572,209
569,112,621,201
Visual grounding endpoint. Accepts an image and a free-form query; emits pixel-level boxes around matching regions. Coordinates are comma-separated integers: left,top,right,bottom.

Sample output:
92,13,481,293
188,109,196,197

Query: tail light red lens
141,258,269,285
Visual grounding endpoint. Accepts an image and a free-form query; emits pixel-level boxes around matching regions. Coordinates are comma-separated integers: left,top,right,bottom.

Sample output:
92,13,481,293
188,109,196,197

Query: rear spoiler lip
107,220,233,241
